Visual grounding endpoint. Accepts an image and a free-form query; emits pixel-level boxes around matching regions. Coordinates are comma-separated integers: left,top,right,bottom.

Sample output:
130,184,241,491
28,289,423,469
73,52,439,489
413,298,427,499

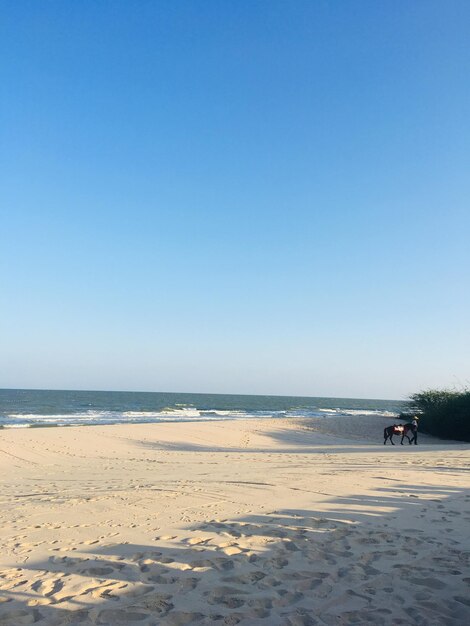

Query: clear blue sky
1,1,469,399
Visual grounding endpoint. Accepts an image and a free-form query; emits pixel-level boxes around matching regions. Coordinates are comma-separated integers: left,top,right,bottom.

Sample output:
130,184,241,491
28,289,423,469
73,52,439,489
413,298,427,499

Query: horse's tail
384,427,387,438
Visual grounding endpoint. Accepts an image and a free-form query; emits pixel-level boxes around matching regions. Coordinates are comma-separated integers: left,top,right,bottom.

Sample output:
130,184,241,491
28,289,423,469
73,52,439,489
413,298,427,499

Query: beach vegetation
400,388,470,442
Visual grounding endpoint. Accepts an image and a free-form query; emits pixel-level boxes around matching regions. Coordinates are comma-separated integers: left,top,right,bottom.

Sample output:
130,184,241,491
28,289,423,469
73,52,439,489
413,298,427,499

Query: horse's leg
390,434,395,445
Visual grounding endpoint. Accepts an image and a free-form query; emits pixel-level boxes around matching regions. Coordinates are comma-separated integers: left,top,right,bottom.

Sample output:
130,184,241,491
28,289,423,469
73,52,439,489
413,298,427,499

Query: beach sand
1,416,469,625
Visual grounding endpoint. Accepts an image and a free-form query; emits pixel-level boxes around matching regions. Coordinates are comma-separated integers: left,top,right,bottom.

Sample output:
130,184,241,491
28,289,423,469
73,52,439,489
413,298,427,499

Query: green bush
401,389,470,442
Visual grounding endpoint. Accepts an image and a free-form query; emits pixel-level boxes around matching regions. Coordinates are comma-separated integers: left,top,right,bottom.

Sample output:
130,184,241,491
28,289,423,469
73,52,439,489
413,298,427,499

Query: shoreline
1,417,469,625
0,413,458,444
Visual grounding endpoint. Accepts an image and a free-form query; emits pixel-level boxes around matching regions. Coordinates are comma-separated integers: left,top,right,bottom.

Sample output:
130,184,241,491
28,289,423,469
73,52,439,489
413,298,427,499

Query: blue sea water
0,389,406,429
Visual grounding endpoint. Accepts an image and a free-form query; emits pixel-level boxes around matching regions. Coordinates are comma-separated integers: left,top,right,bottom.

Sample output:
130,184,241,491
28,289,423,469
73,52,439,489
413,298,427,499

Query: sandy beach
1,416,469,625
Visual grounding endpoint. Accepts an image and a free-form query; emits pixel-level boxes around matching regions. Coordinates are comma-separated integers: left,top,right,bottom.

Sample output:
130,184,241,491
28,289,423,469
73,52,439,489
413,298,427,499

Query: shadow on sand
1,482,469,626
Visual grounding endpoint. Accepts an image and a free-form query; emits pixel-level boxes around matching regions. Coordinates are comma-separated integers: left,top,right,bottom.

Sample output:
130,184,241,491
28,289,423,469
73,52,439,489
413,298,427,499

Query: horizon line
0,387,405,402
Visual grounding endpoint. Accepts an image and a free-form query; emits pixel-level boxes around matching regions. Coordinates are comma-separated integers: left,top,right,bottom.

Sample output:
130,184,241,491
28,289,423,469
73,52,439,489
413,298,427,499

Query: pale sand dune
0,418,469,625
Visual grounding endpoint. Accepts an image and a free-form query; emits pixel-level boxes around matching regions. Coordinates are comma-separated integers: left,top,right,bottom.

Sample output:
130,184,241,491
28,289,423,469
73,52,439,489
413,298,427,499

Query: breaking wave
0,405,400,428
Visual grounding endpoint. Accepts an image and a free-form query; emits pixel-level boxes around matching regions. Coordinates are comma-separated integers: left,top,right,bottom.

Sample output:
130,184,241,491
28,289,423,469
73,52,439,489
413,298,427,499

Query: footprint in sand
133,592,173,614
222,571,266,585
0,609,40,626
84,580,127,597
176,577,199,592
138,553,164,566
123,584,155,599
205,585,248,608
192,557,234,572
281,608,317,626
147,574,178,584
409,577,447,590
31,578,63,597
96,609,148,624
187,537,208,546
268,557,289,569
82,566,116,577
294,577,324,592
159,611,204,626
258,575,282,589
272,590,304,607
139,560,168,574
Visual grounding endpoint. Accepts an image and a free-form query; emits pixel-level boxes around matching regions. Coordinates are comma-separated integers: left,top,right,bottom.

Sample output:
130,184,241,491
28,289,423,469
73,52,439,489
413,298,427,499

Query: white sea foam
336,409,398,417
1,409,239,428
316,408,398,418
123,409,202,418
0,405,399,428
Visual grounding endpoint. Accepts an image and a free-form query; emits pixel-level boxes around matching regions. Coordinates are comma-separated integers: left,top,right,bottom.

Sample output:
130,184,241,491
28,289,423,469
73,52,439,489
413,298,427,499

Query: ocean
0,389,406,429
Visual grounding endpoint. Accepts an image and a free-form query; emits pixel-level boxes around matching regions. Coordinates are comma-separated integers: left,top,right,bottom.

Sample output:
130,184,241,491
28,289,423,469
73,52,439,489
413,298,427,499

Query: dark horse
383,423,414,445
